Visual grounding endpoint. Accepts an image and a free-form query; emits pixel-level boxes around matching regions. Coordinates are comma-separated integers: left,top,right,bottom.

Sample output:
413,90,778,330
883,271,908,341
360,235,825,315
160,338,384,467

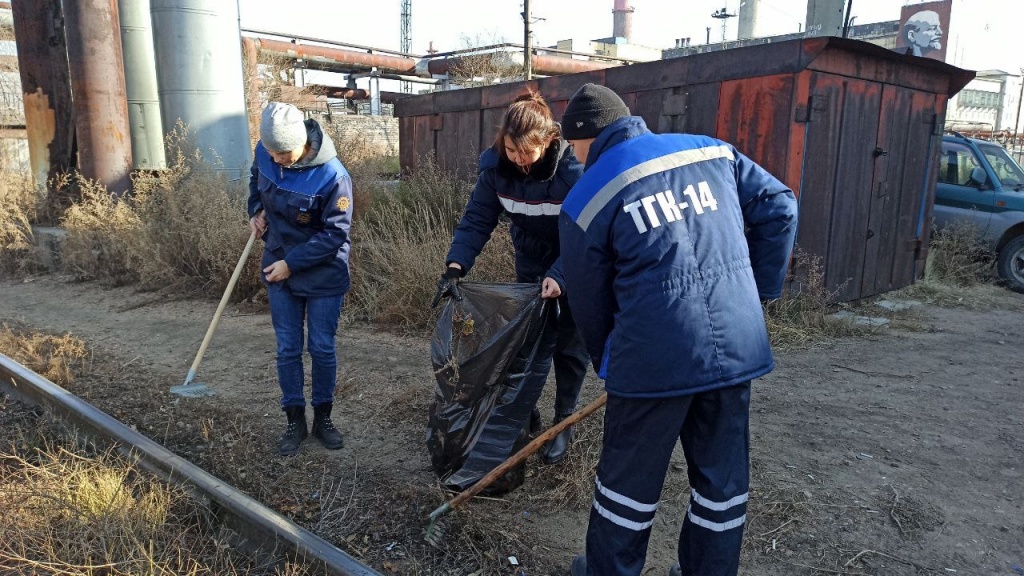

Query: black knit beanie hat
560,83,630,140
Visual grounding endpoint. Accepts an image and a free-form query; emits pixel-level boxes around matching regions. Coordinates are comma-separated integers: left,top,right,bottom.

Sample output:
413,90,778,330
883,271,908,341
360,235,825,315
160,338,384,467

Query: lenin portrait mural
895,0,952,60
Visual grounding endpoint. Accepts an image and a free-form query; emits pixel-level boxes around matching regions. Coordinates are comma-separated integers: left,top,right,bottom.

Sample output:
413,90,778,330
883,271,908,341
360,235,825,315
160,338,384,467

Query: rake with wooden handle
424,391,608,546
171,230,257,398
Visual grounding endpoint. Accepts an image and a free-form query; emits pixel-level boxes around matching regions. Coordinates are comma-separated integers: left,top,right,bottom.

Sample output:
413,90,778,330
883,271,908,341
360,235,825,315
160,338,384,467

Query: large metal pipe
64,0,133,195
738,0,760,40
118,0,165,170
255,37,420,75
11,0,76,191
427,53,615,76
151,0,251,176
255,37,615,78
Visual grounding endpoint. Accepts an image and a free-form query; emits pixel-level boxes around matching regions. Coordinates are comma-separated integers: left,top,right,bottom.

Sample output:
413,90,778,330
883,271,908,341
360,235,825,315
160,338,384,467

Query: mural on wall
895,0,952,61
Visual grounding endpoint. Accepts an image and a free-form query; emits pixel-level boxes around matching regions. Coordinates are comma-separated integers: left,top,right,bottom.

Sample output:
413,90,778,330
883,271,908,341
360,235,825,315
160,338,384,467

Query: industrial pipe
426,53,614,76
254,37,616,78
254,37,420,75
11,0,76,191
151,0,251,176
118,0,166,170
63,0,133,194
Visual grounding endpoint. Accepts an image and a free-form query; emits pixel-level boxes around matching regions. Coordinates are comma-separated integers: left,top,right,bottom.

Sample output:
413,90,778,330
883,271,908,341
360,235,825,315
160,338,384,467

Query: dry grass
764,250,879,351
59,124,261,299
925,220,994,287
0,171,43,276
347,157,515,330
0,401,317,576
0,322,90,386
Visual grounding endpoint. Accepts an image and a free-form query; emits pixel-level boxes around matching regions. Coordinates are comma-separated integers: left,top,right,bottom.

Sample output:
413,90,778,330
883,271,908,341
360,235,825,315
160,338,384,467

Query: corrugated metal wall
396,37,973,301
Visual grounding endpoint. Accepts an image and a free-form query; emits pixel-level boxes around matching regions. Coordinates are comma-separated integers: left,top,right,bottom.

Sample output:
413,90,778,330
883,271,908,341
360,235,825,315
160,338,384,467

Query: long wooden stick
436,392,608,515
181,231,257,387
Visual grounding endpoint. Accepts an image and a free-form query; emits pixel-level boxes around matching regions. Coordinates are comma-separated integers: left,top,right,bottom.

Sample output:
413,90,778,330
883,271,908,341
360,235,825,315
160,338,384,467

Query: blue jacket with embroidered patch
247,119,352,298
446,139,583,285
558,117,798,398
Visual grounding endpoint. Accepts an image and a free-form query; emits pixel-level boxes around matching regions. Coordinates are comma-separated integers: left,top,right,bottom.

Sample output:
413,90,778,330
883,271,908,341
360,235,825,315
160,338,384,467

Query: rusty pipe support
64,0,133,194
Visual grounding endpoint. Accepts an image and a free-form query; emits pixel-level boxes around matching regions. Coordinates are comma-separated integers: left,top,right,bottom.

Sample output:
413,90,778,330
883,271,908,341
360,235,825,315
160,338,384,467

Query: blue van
934,132,1024,292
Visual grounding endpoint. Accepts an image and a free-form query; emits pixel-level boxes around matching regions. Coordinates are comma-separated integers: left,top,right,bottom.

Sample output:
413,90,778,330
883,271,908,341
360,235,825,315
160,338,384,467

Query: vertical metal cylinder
150,0,251,177
738,0,759,40
10,0,76,191
64,0,133,195
523,0,532,81
118,0,166,170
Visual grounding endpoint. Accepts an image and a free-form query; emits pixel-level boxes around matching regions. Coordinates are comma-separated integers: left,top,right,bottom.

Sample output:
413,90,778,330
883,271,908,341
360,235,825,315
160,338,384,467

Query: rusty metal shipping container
395,37,974,301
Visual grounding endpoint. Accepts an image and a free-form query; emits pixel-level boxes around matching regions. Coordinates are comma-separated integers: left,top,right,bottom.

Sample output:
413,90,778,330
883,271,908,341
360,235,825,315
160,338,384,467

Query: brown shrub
347,158,514,330
925,220,994,287
0,170,42,275
59,123,261,299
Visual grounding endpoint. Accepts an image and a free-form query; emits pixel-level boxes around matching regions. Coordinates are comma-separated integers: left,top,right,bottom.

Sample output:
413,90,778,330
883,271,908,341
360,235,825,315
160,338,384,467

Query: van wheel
996,235,1024,293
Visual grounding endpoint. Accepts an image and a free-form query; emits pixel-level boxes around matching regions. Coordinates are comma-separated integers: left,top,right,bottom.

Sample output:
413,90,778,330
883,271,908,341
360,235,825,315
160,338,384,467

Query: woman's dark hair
493,91,561,155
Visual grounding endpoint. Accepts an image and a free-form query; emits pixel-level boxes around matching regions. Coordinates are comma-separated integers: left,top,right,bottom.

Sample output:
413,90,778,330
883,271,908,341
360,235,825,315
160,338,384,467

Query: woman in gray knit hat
247,102,353,456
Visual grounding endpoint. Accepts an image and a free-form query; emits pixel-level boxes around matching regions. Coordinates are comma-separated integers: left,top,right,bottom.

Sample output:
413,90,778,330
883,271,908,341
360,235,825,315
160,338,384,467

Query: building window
958,89,1000,109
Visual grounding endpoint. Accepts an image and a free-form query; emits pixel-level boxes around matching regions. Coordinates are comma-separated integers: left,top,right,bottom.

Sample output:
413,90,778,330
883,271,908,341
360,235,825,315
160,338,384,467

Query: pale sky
238,0,1022,75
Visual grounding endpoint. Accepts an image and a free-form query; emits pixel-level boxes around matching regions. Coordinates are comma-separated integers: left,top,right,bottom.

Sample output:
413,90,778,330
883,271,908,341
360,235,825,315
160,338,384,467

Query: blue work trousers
267,282,343,409
584,382,752,576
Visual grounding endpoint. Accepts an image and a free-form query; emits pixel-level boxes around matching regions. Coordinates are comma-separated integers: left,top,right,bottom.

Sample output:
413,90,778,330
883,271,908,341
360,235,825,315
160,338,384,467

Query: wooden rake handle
182,230,257,387
447,391,608,510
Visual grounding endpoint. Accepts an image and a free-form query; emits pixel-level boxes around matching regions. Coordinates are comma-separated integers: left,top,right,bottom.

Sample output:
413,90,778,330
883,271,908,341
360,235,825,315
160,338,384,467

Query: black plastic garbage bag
426,282,550,492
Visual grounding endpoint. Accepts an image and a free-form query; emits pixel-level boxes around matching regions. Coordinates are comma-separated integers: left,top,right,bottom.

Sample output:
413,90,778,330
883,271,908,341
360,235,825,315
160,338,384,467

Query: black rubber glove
430,265,463,308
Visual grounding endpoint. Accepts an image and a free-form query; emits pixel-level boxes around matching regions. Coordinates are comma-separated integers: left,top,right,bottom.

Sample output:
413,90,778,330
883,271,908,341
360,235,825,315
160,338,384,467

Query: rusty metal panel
794,73,844,286
64,0,132,194
807,44,963,95
11,0,75,190
394,91,434,118
898,92,943,283
481,107,504,147
411,115,433,172
861,84,914,297
436,111,479,176
716,75,793,178
784,72,812,196
398,116,414,174
435,87,481,114
454,109,481,177
823,79,882,302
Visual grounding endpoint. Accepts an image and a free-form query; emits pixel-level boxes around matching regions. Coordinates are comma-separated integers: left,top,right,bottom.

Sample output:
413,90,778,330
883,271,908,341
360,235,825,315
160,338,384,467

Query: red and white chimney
613,0,634,43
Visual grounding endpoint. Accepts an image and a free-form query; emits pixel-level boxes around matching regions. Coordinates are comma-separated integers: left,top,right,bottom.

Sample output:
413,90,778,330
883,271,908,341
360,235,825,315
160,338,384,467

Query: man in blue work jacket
557,84,798,576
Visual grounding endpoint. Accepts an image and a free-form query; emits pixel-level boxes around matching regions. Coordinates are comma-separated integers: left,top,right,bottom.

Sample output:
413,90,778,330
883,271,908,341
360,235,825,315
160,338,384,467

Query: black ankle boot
279,405,307,456
529,408,542,435
312,402,344,449
541,413,574,464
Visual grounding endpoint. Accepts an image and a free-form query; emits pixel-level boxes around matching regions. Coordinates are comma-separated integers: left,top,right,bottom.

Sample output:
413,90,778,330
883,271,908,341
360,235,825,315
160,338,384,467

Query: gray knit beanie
560,83,630,140
260,102,308,152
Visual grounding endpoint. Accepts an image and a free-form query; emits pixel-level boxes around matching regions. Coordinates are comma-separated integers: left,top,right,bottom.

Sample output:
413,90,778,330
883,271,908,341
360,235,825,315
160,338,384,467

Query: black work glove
430,266,463,308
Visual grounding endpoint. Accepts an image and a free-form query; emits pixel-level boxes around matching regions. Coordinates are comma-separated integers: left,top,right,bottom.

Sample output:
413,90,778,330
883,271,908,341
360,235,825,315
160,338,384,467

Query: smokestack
738,0,760,40
804,0,845,37
613,0,634,43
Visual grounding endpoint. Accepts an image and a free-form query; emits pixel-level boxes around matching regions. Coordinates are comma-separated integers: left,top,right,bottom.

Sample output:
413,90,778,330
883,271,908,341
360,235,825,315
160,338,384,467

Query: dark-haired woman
433,91,589,466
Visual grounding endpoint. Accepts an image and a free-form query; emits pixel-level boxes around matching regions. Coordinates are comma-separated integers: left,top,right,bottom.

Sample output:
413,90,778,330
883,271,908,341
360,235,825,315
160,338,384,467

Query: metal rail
0,351,382,576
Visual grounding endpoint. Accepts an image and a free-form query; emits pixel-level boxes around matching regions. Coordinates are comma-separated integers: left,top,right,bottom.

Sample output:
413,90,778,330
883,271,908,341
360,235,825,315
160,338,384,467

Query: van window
938,142,983,186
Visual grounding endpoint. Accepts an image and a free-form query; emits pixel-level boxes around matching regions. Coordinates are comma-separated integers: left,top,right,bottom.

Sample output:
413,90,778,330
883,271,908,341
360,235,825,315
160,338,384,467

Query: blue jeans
267,283,343,409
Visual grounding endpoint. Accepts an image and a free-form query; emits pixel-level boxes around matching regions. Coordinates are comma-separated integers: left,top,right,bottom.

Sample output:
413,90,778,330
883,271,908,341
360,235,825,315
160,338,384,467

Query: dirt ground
1,275,1022,576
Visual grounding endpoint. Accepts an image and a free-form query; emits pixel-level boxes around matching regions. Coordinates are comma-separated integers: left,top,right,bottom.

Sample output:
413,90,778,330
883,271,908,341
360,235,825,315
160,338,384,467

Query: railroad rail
0,351,382,576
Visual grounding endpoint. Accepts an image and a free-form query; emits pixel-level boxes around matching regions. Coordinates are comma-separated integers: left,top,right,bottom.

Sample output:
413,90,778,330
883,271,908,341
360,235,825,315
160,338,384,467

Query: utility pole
1014,68,1024,163
711,6,736,47
523,0,532,80
400,0,412,93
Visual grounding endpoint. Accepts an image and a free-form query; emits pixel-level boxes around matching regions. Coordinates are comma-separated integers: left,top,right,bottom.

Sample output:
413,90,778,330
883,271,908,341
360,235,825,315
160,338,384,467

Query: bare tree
445,34,525,88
